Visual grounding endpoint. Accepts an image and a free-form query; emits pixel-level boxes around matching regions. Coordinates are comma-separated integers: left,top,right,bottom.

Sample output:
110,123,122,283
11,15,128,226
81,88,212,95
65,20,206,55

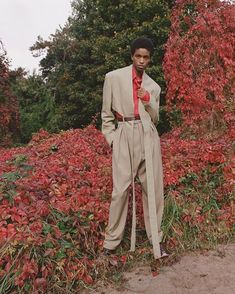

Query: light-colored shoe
160,243,170,258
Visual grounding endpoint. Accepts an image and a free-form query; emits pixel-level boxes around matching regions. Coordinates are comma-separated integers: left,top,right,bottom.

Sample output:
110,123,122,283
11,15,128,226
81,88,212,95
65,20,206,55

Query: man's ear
131,55,133,61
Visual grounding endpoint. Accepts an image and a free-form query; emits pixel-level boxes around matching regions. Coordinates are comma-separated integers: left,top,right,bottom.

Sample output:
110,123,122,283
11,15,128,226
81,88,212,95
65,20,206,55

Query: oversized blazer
101,64,162,259
101,64,161,146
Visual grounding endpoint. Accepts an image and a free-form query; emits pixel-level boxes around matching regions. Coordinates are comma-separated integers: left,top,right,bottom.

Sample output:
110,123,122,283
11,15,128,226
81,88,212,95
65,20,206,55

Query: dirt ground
95,242,235,294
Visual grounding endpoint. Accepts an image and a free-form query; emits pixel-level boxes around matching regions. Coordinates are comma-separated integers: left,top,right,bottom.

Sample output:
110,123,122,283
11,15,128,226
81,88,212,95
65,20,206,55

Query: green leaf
60,240,73,249
55,249,67,260
42,223,52,235
0,171,22,181
44,241,54,248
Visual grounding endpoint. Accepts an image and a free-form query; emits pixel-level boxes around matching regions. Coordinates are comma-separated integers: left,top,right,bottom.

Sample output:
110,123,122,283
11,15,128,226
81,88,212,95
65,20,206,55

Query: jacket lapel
125,64,133,100
120,65,134,114
142,71,150,90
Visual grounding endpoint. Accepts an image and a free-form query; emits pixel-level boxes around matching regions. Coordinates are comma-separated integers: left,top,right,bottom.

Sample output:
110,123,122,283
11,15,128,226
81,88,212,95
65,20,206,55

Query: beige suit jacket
101,64,161,146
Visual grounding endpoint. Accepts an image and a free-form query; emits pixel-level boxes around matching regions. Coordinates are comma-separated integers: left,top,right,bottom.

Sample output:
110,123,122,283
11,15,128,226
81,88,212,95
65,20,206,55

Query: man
101,37,168,259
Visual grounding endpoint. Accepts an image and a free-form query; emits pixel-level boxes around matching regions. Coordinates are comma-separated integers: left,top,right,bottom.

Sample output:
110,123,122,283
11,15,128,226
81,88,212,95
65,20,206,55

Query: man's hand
137,87,150,103
137,87,147,100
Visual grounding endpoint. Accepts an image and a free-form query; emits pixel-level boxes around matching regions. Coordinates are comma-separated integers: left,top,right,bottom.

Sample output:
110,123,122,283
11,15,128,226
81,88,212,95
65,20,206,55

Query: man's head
130,37,154,74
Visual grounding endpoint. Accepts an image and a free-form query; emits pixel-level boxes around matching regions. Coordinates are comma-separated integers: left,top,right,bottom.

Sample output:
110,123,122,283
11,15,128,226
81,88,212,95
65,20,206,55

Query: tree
9,69,55,143
31,0,172,131
0,41,20,146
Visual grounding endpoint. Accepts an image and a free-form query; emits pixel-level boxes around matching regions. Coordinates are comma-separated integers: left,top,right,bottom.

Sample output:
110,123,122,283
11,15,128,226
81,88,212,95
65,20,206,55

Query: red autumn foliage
161,0,234,250
0,127,112,290
163,0,235,127
0,123,233,291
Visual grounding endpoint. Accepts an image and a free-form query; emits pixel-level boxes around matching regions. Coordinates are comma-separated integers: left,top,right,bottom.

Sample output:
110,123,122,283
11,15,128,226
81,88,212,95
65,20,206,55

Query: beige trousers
103,120,164,250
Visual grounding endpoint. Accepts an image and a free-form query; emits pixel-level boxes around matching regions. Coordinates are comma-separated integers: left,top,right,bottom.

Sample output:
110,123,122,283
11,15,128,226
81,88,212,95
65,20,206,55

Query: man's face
131,48,151,74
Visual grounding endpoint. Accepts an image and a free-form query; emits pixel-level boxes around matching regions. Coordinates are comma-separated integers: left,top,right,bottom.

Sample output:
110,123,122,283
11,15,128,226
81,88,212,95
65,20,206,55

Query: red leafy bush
0,122,233,291
162,0,234,249
163,0,235,129
0,126,113,291
162,0,234,194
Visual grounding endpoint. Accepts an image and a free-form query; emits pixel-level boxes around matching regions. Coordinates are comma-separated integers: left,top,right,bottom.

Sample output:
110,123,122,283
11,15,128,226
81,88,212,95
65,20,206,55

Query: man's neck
133,65,144,78
136,70,143,78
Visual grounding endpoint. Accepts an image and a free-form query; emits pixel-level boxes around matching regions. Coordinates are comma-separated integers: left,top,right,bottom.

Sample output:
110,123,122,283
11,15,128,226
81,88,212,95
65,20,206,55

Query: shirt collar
132,65,143,81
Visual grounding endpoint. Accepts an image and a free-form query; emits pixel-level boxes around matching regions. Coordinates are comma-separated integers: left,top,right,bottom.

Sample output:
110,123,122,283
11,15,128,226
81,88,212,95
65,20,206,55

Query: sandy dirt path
95,242,235,294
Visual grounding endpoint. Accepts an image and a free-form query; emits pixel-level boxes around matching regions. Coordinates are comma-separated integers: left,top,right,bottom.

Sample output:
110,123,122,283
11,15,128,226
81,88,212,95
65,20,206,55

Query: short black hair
130,37,154,56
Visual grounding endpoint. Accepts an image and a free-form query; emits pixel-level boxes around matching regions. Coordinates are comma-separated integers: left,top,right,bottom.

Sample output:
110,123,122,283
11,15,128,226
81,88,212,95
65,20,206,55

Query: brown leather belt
116,115,141,121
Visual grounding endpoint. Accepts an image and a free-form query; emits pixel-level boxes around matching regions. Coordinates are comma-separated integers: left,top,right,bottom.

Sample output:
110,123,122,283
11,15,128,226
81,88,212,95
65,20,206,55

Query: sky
0,0,72,73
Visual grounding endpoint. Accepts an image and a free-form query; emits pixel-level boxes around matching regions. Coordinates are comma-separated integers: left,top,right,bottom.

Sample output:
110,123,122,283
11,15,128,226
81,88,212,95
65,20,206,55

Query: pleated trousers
103,120,164,250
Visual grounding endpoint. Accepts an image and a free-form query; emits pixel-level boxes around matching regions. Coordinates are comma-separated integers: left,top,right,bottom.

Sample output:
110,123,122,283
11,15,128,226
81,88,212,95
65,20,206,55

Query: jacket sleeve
143,84,161,124
101,73,115,146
